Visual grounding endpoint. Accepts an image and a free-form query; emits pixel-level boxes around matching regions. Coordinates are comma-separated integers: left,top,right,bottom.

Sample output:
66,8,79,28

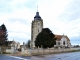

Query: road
0,54,31,60
31,52,80,60
0,52,80,60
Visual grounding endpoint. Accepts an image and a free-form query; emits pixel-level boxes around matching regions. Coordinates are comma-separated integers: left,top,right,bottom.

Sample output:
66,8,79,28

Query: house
54,34,71,48
8,40,20,49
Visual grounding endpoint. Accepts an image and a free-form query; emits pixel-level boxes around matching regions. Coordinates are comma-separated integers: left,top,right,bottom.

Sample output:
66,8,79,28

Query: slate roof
8,41,16,45
34,12,42,20
8,41,13,45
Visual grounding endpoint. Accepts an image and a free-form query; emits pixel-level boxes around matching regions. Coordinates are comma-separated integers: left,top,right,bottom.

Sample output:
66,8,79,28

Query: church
30,10,71,48
54,34,71,48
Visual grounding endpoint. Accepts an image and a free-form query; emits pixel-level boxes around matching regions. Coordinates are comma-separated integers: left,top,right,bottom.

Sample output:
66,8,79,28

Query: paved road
31,52,80,60
0,52,80,60
0,54,31,60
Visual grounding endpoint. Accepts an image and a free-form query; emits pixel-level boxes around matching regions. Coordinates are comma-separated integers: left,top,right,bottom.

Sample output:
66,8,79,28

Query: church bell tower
31,10,43,48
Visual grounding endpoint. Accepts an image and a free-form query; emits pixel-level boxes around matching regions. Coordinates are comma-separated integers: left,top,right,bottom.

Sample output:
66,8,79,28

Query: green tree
35,28,56,48
0,24,8,46
26,40,31,48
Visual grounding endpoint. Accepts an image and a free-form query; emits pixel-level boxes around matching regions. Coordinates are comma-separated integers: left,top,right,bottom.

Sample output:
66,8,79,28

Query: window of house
58,42,60,45
63,41,65,45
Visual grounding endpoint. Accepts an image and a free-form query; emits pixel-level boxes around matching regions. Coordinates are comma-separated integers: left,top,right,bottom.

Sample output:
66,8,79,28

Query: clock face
38,22,40,26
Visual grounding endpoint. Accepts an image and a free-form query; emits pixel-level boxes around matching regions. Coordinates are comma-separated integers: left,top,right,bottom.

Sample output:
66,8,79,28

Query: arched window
63,41,65,45
58,42,60,45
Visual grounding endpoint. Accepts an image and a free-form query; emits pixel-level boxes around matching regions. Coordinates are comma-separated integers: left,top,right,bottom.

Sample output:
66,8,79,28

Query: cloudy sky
0,0,80,45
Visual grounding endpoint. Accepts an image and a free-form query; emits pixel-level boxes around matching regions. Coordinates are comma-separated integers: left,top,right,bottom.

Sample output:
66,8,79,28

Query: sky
0,0,80,45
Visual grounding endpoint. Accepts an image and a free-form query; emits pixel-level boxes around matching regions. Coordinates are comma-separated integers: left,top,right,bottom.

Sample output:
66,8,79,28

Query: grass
71,50,80,52
0,52,11,54
0,52,2,54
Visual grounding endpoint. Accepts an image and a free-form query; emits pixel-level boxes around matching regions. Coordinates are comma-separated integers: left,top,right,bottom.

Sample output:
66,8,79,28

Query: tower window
38,29,39,32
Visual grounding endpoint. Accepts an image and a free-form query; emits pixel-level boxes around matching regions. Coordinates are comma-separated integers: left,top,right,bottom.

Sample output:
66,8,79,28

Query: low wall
0,46,11,53
6,49,19,54
6,49,12,53
31,47,80,55
21,49,31,56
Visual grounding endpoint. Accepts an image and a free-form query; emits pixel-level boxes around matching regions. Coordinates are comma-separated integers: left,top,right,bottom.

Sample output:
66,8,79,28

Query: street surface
0,52,80,60
31,52,80,60
0,54,31,60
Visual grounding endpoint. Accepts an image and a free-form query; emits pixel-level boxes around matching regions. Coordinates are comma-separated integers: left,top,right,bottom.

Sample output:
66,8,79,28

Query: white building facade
55,34,71,48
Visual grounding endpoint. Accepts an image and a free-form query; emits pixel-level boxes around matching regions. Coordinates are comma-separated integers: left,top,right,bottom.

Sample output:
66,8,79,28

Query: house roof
8,41,16,45
8,41,13,45
55,34,70,41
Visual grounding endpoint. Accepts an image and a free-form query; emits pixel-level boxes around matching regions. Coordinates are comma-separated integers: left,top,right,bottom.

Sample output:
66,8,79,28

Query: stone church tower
31,11,43,48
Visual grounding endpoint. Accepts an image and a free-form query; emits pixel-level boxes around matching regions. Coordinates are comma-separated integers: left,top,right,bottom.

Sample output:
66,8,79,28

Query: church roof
55,34,70,41
34,11,42,20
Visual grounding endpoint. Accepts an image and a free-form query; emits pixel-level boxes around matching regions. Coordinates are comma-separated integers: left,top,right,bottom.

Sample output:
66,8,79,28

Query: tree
26,40,31,48
35,28,56,48
0,24,8,46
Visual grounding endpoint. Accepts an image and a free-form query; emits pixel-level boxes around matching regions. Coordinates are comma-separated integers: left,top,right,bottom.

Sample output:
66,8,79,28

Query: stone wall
5,46,18,54
31,47,80,55
0,46,11,53
6,49,12,53
21,47,31,56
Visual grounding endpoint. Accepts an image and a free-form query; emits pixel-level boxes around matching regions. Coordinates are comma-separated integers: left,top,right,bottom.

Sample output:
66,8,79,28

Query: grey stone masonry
31,11,43,49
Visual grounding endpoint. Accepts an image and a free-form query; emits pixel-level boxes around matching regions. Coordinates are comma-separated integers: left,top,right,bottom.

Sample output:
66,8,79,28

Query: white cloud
0,0,80,44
